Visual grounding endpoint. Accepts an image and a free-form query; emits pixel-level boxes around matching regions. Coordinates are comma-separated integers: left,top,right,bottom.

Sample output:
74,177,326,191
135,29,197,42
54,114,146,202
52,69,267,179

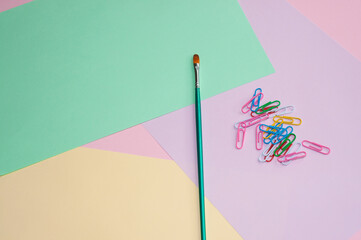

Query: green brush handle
195,87,206,240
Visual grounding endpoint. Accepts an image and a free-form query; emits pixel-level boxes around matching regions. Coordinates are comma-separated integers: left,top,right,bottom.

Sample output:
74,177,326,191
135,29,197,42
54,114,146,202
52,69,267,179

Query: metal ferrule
194,63,200,88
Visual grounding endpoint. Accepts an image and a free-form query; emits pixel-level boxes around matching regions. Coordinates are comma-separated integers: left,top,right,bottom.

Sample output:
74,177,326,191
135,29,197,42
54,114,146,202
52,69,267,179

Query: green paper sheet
0,0,274,175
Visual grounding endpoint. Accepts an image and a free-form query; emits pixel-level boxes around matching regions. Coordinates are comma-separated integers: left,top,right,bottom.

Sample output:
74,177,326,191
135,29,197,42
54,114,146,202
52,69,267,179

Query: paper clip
264,126,293,145
278,151,306,165
259,124,282,143
264,119,283,139
241,92,264,114
275,126,293,141
273,116,302,126
259,142,279,162
259,124,293,145
278,142,302,166
251,106,278,117
264,141,280,162
256,100,280,115
250,88,263,112
234,114,269,129
289,142,302,154
274,142,292,158
302,140,330,155
274,133,296,157
258,123,283,135
255,124,263,150
236,124,246,150
259,145,272,162
273,105,295,116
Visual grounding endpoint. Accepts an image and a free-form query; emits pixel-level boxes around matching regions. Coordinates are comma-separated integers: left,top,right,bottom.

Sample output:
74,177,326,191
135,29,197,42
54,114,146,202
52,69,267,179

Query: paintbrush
193,54,206,240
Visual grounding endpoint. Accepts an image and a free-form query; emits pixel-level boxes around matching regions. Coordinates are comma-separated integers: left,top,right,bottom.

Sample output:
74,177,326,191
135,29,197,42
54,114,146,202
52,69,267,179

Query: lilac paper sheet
143,0,361,239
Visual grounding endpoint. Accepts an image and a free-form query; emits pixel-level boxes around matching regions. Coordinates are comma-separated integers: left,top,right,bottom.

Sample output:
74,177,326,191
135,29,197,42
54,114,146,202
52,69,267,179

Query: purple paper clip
302,140,330,155
255,124,263,150
241,92,264,114
236,123,246,150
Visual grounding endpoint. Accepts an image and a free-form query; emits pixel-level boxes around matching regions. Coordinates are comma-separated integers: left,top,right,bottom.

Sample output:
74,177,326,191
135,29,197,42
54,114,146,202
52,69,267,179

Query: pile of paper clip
235,88,330,165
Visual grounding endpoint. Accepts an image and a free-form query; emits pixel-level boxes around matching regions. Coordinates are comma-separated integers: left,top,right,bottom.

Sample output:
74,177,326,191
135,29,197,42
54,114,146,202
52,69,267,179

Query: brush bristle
193,54,199,64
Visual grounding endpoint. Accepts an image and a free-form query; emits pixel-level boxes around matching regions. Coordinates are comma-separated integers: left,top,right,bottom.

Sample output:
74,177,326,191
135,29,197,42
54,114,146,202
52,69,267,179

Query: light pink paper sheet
350,229,361,240
143,0,361,239
287,0,361,62
83,125,171,160
0,0,33,12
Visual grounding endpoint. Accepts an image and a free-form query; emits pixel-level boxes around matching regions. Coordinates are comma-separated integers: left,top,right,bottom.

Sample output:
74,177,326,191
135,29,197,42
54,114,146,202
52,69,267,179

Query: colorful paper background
287,0,361,61
0,0,32,12
0,0,273,175
84,125,171,160
1,0,361,239
0,148,243,240
141,0,361,239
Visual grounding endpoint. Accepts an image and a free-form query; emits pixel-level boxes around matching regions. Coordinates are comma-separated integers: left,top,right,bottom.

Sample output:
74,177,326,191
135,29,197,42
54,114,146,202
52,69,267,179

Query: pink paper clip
236,123,246,150
241,92,264,114
255,124,263,150
235,114,269,129
278,151,307,164
302,140,330,155
278,142,301,166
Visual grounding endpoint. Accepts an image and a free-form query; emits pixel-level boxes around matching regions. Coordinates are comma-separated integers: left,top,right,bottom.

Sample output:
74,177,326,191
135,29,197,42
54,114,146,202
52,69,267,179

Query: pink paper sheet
143,0,361,239
83,125,171,160
350,230,361,240
0,0,33,12
287,0,361,62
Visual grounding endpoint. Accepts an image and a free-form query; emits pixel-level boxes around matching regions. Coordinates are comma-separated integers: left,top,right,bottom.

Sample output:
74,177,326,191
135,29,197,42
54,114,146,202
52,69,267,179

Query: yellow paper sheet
0,148,243,240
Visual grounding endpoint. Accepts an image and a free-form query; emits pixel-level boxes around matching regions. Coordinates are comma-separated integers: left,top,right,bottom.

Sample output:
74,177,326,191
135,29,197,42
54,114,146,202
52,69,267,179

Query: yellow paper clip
264,119,283,139
273,116,302,126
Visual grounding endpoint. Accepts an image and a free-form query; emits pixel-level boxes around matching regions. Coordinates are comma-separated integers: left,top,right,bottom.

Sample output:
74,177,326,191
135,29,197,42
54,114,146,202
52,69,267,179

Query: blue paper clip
250,88,262,112
264,135,277,144
258,123,283,135
263,121,283,139
259,124,283,144
261,125,293,145
275,126,293,143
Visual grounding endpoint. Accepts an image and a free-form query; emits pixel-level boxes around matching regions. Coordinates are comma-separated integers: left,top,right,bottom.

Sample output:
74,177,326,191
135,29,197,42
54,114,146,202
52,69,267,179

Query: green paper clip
274,133,296,157
256,100,281,115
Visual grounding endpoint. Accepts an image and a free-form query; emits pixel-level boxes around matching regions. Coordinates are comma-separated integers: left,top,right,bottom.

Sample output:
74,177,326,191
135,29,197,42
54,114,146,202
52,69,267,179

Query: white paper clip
258,141,279,162
270,105,295,117
278,142,302,166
